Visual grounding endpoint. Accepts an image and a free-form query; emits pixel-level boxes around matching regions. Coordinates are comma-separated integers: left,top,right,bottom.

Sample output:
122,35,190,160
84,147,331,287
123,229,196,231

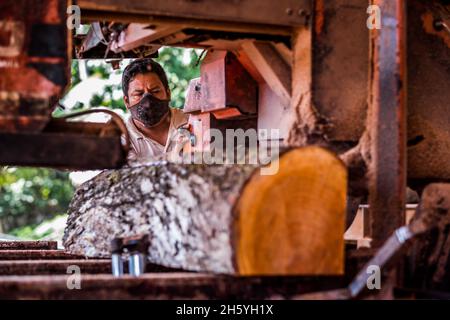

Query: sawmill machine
0,0,450,299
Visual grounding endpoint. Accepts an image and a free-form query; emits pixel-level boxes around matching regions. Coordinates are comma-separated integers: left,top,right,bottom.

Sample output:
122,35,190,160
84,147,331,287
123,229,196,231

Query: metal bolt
111,236,148,277
286,8,293,15
298,9,306,16
128,253,146,276
111,238,125,277
434,19,444,31
434,19,450,34
111,253,124,277
190,134,197,147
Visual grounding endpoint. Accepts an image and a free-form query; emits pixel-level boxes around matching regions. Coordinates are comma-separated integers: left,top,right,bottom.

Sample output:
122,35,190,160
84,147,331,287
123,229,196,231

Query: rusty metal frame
0,273,345,299
241,41,292,106
0,119,127,169
0,241,345,299
77,0,311,30
368,0,408,247
0,241,57,250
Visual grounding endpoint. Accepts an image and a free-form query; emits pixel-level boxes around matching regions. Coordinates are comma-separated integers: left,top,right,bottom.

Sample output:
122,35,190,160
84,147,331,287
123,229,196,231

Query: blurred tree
0,167,74,233
71,59,81,87
157,47,202,108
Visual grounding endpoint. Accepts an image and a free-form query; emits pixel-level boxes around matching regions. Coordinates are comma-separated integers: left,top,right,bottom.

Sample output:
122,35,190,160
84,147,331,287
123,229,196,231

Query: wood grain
64,147,347,275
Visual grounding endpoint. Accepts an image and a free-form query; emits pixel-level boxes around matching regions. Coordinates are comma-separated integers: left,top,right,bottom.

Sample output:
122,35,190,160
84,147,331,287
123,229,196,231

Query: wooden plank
77,0,311,27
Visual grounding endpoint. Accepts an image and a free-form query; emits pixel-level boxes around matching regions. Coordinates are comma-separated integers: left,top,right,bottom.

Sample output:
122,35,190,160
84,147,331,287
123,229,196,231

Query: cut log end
63,146,347,276
234,147,347,275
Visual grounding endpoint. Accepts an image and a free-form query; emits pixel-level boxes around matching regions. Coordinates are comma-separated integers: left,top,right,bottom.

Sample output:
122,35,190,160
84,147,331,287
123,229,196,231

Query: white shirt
125,108,188,165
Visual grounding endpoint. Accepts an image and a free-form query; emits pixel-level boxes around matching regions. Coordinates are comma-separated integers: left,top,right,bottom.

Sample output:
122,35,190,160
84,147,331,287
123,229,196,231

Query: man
122,58,188,165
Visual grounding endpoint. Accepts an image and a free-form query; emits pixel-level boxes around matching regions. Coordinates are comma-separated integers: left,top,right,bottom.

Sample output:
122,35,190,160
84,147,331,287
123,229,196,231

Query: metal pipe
111,253,124,277
128,253,145,277
368,0,407,247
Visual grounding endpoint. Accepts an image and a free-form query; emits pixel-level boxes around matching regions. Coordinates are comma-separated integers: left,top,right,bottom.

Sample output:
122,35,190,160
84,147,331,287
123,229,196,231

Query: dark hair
122,58,169,97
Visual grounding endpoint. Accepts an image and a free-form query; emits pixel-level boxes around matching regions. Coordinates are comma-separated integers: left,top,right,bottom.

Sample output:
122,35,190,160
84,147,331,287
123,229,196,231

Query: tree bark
63,146,347,275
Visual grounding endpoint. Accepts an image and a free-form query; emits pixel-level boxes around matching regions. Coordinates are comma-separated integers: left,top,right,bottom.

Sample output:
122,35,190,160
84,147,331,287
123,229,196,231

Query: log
63,146,347,275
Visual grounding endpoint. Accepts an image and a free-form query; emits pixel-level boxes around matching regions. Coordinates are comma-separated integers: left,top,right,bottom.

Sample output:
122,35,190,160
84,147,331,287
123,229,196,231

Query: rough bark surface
63,162,256,274
63,147,347,275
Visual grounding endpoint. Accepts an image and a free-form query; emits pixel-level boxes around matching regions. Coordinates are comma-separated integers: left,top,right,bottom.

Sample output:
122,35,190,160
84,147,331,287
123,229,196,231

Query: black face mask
129,93,170,128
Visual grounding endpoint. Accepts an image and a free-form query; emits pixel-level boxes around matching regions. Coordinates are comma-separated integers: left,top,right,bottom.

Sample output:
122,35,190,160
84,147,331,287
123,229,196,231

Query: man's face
124,72,170,108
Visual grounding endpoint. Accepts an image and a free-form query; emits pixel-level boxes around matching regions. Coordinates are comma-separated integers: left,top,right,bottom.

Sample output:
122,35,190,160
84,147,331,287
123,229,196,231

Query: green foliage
71,59,81,87
0,167,74,232
89,83,126,112
156,47,202,108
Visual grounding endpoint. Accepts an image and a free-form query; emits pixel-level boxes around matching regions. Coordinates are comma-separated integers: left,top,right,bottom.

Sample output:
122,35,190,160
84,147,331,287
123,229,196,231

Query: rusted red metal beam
0,241,57,250
0,132,126,170
0,259,111,275
77,0,310,28
368,0,407,247
0,273,345,299
0,250,86,260
0,259,186,275
0,0,70,133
